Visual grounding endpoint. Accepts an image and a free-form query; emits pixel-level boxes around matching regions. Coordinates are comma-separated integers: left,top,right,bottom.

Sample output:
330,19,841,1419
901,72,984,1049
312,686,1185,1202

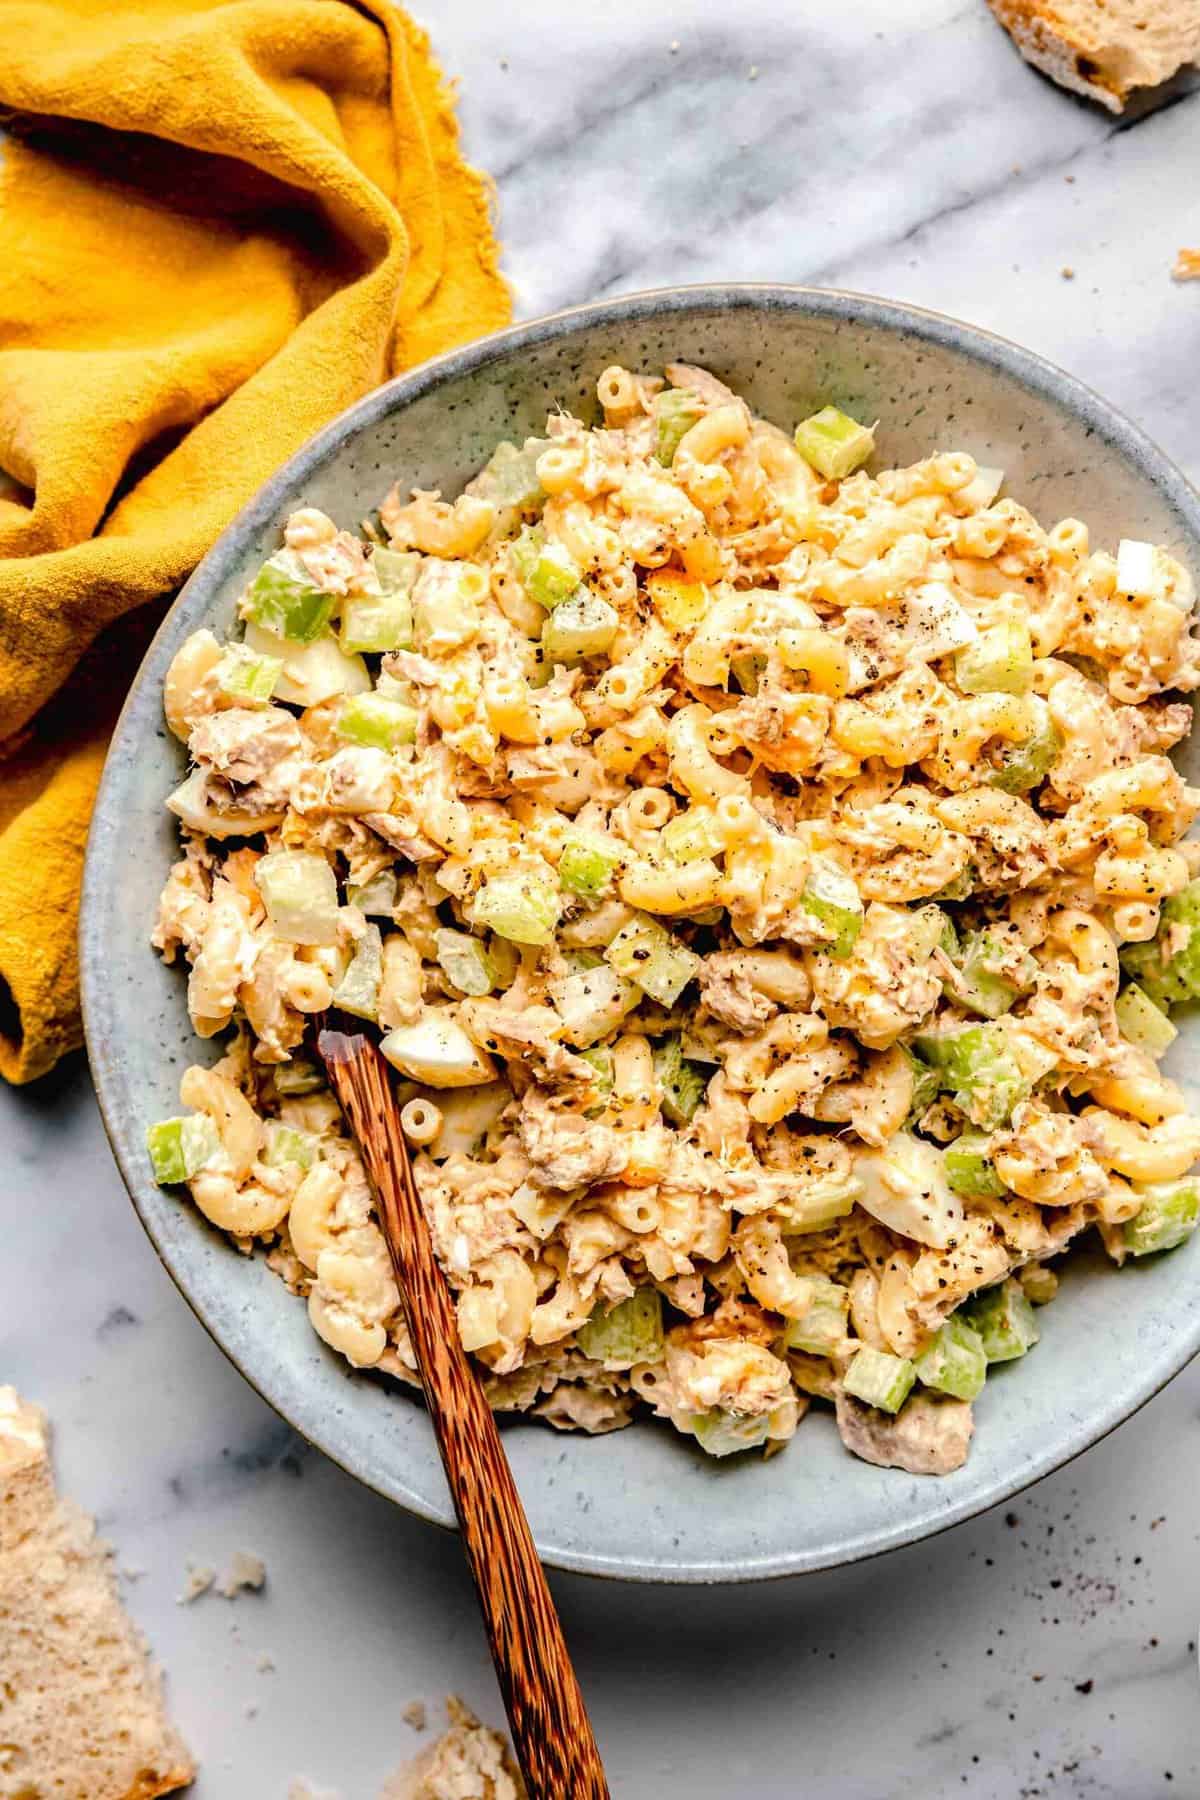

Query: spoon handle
318,1023,610,1800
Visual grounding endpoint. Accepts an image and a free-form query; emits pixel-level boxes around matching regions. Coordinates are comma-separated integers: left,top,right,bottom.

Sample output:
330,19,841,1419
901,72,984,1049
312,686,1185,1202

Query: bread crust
987,0,1200,111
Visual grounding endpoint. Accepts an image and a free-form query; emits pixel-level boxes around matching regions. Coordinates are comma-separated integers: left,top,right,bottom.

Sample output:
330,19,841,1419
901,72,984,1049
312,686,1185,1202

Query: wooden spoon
316,1015,610,1800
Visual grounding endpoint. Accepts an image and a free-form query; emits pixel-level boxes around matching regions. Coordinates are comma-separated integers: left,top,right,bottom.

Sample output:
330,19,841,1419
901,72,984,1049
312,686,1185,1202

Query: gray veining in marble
6,0,1200,1792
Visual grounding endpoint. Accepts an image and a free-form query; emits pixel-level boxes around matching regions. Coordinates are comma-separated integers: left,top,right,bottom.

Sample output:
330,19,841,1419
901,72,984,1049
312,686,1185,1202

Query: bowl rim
81,281,1200,1583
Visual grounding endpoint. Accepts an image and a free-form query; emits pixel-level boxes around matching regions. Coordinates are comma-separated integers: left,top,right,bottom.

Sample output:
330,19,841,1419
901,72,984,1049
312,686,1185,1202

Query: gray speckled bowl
82,286,1200,1583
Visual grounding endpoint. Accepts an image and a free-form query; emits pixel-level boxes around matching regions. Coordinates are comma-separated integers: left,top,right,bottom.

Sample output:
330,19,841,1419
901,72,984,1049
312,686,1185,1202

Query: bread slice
380,1697,526,1800
0,1387,195,1800
987,0,1200,111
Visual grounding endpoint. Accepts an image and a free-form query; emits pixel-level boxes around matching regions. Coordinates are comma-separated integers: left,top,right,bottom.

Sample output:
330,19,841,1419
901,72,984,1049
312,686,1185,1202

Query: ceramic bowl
81,286,1200,1582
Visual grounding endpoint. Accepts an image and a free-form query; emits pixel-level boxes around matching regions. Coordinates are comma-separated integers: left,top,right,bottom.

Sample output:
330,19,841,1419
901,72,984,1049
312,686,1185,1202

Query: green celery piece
781,1276,849,1355
486,934,520,990
914,1315,987,1401
434,928,496,997
1120,881,1200,1008
576,1289,664,1369
473,871,560,946
944,1131,1006,1198
336,693,418,750
579,1045,615,1101
955,929,1035,1020
1114,983,1178,1057
903,1045,944,1122
688,1408,771,1458
554,965,640,1048
799,858,863,958
332,922,382,1021
938,912,961,958
475,439,549,511
794,406,875,480
606,914,701,1007
954,620,1034,696
843,1346,916,1414
346,869,398,917
254,851,340,946
542,591,619,664
654,389,705,466
988,715,1063,794
730,651,766,695
911,1022,1029,1130
242,550,335,644
962,1279,1040,1362
510,526,582,608
661,808,724,865
558,835,622,899
146,1115,220,1185
262,1124,316,1172
215,643,281,704
652,1034,709,1125
273,1055,326,1096
339,548,418,653
1123,1179,1200,1255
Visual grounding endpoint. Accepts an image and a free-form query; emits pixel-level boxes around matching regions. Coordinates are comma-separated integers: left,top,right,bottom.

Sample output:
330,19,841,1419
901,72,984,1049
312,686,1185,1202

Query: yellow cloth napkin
0,0,509,1083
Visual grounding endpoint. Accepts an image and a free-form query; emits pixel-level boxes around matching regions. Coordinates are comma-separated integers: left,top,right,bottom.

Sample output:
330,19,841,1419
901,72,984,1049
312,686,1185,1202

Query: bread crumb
379,1698,524,1800
403,1700,428,1732
257,1651,276,1673
288,1782,341,1800
669,39,679,52
1061,266,1076,279
121,1562,146,1581
216,1550,266,1597
748,65,759,79
178,1562,216,1604
1172,249,1200,282
0,1386,194,1798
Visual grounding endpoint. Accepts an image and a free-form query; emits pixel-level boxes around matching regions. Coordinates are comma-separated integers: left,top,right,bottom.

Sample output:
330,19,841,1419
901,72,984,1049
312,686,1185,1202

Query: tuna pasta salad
149,364,1200,1476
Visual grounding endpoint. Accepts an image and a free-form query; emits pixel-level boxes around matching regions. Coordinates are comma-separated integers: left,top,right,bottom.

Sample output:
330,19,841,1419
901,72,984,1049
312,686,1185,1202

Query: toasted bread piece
381,1697,526,1800
987,0,1200,111
0,1387,195,1800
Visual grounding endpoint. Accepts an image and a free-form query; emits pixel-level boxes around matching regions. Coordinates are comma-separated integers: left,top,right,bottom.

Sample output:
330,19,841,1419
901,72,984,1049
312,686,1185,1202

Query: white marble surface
7,3,1200,1794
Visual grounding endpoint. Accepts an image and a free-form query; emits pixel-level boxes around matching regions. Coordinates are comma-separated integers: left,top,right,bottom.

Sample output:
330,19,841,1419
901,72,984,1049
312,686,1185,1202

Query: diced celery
486,935,520,990
954,620,1034,696
558,834,623,898
335,693,418,751
332,922,382,1020
510,526,582,608
987,714,1062,794
1120,881,1200,1008
542,591,619,663
961,1279,1040,1362
944,1131,1006,1199
931,869,975,903
647,572,711,632
955,929,1035,1020
254,851,340,946
799,858,863,958
146,1115,220,1185
688,1408,771,1458
243,621,370,707
472,870,561,946
1115,983,1178,1057
777,1176,863,1235
730,651,766,695
912,1023,1029,1130
781,1277,849,1354
475,439,548,511
794,406,875,481
215,642,282,704
843,1346,915,1414
434,928,496,998
274,1055,326,1096
652,1034,709,1124
661,808,724,866
654,389,705,466
262,1124,316,1172
346,869,398,917
606,914,701,1007
379,1015,495,1086
903,1045,944,1122
241,550,335,644
339,557,415,653
553,964,640,1047
914,1315,987,1401
579,1045,615,1100
1123,1179,1200,1255
576,1289,664,1369
1019,1264,1059,1305
938,912,961,958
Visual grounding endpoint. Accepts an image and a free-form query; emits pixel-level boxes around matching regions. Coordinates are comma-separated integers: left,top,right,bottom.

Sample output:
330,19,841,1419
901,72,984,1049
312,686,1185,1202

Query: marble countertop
7,3,1200,1794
